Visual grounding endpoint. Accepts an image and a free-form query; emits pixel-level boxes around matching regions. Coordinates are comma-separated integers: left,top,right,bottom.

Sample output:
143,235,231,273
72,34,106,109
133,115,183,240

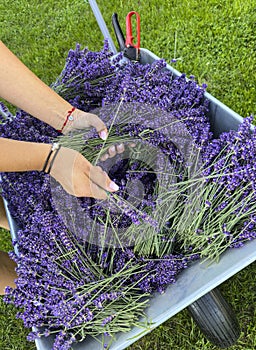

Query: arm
0,138,51,172
0,42,118,198
0,40,71,131
0,40,108,137
0,138,118,199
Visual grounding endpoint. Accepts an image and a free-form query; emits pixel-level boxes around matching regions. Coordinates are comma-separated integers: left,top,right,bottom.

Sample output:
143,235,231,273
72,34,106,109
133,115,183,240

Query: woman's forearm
0,40,71,130
0,138,51,172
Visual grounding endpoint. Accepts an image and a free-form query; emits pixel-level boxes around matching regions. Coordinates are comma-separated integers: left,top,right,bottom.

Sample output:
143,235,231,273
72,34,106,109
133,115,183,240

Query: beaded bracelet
42,143,60,173
57,107,76,133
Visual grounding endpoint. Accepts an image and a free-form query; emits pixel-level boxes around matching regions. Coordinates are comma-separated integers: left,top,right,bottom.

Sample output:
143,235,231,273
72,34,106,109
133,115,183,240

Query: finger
71,156,110,199
108,145,117,158
85,113,108,140
116,143,125,154
129,142,136,148
100,143,124,161
100,153,109,161
89,165,119,192
74,154,119,194
74,179,108,199
89,182,108,199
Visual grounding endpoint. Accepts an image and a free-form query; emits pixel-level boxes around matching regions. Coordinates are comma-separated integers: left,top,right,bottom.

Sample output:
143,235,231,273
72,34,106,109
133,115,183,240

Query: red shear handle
125,11,140,49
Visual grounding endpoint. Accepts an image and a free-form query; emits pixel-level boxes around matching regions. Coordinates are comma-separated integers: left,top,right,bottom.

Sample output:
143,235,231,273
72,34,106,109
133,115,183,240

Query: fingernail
100,154,109,161
109,181,119,191
100,130,108,140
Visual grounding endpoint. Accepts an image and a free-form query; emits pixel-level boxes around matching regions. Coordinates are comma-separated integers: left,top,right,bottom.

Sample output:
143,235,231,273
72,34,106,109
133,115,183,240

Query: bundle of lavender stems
0,41,255,350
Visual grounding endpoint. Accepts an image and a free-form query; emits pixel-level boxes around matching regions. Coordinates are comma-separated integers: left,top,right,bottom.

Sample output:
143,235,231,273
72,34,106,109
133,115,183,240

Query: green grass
0,0,255,349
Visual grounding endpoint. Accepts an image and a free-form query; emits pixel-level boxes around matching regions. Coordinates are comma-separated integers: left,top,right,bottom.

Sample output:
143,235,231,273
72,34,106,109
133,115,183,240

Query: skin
0,40,121,200
0,40,77,130
0,40,121,293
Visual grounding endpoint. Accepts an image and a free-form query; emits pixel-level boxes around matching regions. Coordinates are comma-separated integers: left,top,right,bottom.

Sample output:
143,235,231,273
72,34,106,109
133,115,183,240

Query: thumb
71,109,108,140
89,166,119,194
62,110,108,139
83,113,108,141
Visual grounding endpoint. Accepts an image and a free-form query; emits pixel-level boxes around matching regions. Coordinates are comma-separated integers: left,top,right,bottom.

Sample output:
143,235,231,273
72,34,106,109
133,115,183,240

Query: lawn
0,0,255,349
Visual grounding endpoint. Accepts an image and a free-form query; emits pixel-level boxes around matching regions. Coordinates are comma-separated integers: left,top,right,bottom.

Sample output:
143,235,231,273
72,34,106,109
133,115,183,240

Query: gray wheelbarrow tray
3,47,256,350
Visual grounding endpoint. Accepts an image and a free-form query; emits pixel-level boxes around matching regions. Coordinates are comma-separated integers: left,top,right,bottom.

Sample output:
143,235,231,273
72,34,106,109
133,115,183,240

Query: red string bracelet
57,107,76,133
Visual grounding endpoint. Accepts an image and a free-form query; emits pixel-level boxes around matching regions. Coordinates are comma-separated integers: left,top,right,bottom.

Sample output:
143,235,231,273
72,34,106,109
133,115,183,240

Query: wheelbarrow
3,1,256,349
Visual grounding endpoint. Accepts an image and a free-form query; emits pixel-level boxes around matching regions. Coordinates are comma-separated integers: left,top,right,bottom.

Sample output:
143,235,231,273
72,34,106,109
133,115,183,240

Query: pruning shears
112,11,141,61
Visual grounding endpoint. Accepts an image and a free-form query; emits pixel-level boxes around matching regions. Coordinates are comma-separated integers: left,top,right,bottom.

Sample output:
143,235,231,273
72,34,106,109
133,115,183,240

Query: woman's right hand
49,147,119,199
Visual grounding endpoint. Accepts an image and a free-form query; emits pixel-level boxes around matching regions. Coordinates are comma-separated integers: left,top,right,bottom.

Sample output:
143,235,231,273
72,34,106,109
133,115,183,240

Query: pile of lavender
0,41,256,350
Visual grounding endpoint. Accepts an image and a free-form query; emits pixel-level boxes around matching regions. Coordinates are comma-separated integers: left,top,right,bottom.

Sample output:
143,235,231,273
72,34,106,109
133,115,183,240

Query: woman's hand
49,147,119,199
62,108,130,160
62,109,108,139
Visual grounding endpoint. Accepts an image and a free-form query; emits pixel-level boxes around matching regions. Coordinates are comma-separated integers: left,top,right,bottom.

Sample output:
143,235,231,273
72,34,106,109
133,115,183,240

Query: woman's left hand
62,108,129,160
62,109,108,139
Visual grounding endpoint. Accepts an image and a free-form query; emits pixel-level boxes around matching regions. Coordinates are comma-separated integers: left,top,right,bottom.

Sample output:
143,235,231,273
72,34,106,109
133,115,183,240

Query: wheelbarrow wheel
187,288,240,348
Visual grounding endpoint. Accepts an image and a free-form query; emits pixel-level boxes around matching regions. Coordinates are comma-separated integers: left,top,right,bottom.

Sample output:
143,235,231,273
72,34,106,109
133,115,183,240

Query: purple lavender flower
1,41,255,350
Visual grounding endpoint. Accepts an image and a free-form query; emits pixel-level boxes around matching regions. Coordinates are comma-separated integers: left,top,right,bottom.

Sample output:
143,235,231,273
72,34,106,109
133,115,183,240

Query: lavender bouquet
1,42,255,350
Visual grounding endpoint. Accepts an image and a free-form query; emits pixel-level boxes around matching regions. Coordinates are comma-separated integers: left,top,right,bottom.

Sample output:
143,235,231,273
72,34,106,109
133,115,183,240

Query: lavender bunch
0,100,200,349
51,41,123,111
4,215,151,349
56,100,203,257
0,111,192,349
2,171,191,349
51,41,211,146
1,41,256,350
164,116,256,260
0,101,14,120
57,105,256,262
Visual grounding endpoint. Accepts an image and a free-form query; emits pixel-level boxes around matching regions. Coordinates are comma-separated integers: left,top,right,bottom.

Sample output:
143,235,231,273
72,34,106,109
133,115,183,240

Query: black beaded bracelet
42,143,60,173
